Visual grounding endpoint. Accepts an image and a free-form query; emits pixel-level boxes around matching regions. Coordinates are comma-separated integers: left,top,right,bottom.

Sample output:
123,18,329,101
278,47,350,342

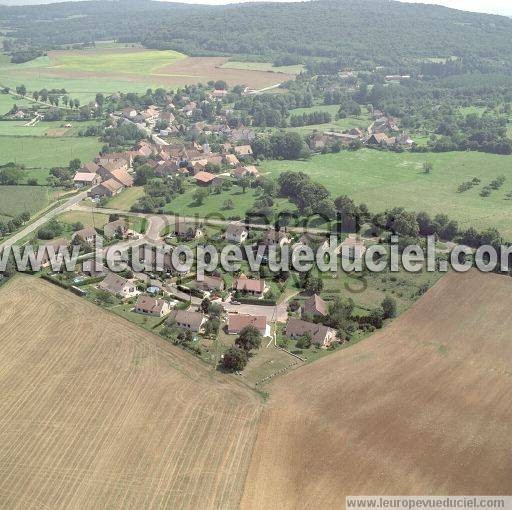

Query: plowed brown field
0,277,261,509
241,270,512,509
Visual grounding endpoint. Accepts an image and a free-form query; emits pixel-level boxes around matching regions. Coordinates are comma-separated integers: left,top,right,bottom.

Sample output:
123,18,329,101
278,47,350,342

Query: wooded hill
1,0,512,69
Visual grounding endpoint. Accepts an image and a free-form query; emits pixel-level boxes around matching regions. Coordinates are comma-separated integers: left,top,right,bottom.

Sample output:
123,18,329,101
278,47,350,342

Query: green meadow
0,185,52,221
261,149,512,237
0,136,102,184
54,49,185,74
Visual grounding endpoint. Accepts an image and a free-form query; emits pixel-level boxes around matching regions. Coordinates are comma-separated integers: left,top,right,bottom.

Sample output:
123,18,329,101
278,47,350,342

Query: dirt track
0,277,261,509
241,270,512,509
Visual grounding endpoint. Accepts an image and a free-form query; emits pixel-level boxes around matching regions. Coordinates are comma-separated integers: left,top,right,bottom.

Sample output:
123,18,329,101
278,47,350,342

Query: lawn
106,187,145,210
165,184,291,220
58,210,110,230
220,61,304,75
0,93,34,115
53,49,186,74
0,185,52,219
261,149,512,238
0,136,102,178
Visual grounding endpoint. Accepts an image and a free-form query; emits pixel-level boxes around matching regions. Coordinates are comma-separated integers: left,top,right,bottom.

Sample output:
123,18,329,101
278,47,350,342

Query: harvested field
0,50,293,101
242,270,512,509
0,277,261,509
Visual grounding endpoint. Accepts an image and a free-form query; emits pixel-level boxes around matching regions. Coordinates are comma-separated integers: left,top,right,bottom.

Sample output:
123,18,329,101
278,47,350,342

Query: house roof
74,226,97,240
235,275,265,293
109,168,134,187
136,295,167,314
73,172,97,182
303,294,328,316
194,171,216,184
285,317,335,345
81,162,99,173
225,222,248,238
228,314,267,334
174,219,199,235
104,218,127,233
234,145,253,156
166,310,205,331
101,160,127,172
100,273,133,295
195,275,224,291
99,178,124,193
262,229,289,244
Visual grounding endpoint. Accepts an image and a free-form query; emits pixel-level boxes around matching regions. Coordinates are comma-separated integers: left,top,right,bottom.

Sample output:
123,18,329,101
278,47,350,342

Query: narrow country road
0,192,88,253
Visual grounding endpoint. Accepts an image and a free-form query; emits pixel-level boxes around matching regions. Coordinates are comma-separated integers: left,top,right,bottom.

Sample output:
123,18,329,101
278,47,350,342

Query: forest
2,0,512,71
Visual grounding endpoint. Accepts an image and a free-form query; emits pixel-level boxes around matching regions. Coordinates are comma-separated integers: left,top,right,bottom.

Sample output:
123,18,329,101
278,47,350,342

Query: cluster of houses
308,108,414,151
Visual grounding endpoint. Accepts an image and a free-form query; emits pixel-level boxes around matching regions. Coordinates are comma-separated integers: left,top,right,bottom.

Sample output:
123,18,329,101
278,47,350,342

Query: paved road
72,205,338,236
0,192,88,253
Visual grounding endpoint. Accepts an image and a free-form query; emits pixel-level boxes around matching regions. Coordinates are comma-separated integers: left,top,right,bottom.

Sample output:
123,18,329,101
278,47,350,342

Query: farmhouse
41,238,70,267
80,161,100,174
224,154,239,167
227,314,270,337
194,171,218,187
134,295,170,317
339,235,366,260
166,310,206,333
103,218,127,240
99,273,138,298
302,294,328,318
234,274,266,297
90,178,124,198
234,145,253,157
285,317,337,348
173,219,203,239
194,275,225,293
73,172,100,188
232,165,260,178
73,226,98,244
225,222,248,244
261,229,292,247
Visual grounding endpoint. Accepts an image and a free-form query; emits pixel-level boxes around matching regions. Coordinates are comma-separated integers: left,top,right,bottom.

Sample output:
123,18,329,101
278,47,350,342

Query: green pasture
261,149,512,237
0,185,52,220
54,49,185,74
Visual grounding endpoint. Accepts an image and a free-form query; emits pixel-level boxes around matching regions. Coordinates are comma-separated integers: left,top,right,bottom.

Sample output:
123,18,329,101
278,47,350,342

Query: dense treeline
3,0,512,70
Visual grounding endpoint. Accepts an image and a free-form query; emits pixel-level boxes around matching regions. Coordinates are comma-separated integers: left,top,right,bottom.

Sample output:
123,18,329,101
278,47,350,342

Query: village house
261,229,292,247
224,154,239,167
194,171,218,187
366,133,395,146
339,234,366,260
227,313,270,337
213,89,228,99
99,273,138,299
73,226,98,244
103,218,128,240
90,178,124,199
308,132,331,151
285,317,337,348
233,145,253,157
302,294,328,318
173,219,203,240
193,275,225,293
122,108,137,119
234,274,266,298
232,165,260,178
73,172,101,188
41,238,70,268
225,222,248,244
80,161,100,174
166,309,206,333
134,295,170,317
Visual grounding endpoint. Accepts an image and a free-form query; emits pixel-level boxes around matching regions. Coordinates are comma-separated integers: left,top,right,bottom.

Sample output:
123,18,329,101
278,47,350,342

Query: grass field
242,270,512,507
261,149,512,237
53,49,185,74
106,186,145,210
0,185,51,220
0,48,295,102
0,276,261,508
0,136,102,183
